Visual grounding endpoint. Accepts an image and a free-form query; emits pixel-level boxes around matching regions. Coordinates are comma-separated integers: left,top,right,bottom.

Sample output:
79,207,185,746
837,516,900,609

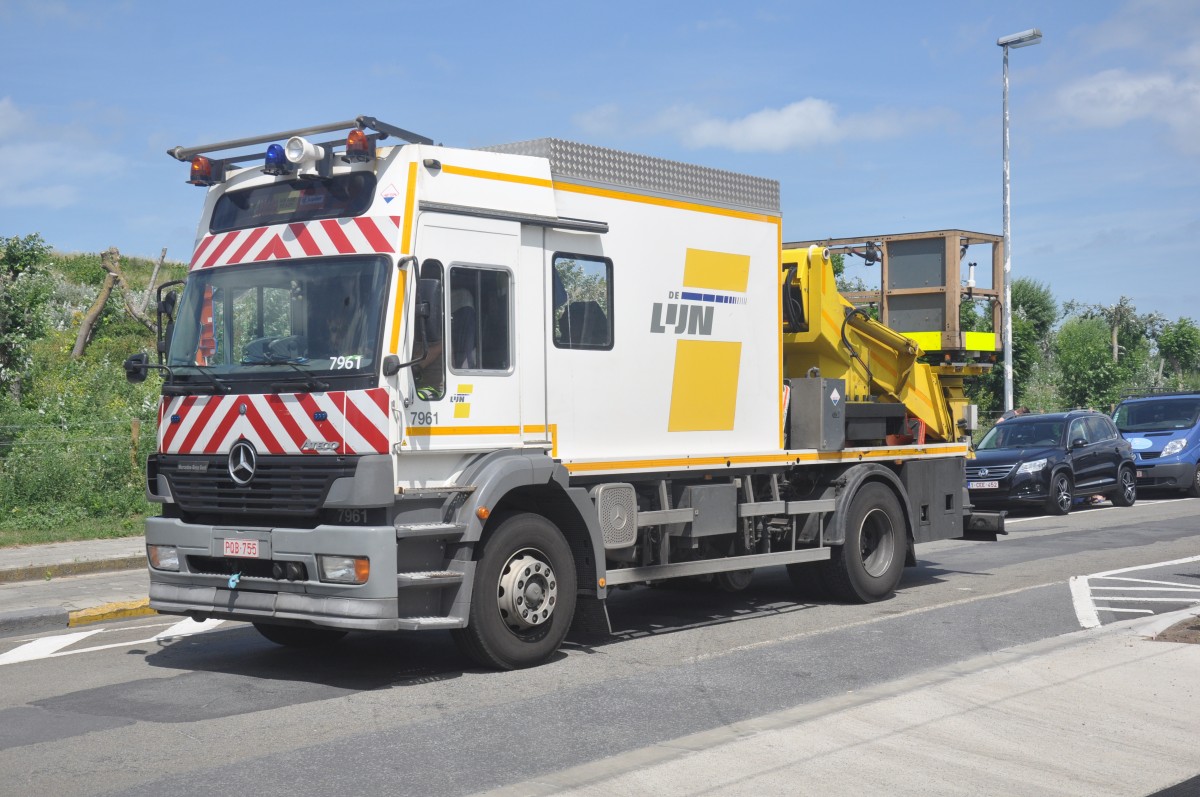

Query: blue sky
1,0,1197,322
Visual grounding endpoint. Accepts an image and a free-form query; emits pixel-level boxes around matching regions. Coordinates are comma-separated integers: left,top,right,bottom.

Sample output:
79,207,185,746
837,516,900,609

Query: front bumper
967,470,1050,507
1132,459,1195,489
145,516,401,631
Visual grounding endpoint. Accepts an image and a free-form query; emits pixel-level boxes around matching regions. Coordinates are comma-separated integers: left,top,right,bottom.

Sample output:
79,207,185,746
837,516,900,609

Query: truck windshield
1114,398,1200,432
166,256,389,384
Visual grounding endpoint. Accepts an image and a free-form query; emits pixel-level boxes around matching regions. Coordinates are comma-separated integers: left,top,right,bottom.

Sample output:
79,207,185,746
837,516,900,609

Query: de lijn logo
649,248,750,337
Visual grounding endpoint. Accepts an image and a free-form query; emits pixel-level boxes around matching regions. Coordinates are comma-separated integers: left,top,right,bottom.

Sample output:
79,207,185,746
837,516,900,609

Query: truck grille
161,455,357,518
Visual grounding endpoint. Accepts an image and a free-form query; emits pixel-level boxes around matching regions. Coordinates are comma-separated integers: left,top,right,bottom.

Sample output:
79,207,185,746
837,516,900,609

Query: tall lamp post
998,27,1041,412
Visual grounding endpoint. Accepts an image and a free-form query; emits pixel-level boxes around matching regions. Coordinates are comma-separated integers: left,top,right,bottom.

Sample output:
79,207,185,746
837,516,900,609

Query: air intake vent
591,483,638,550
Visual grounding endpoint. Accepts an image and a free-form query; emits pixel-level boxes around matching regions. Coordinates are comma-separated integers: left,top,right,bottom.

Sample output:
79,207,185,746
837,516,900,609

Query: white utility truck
125,117,1003,669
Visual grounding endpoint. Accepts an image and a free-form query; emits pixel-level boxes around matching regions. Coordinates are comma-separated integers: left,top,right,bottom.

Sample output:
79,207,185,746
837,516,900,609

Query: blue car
1113,392,1200,497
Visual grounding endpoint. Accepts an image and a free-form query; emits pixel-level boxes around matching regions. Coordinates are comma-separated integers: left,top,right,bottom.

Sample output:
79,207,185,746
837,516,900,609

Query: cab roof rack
167,115,433,162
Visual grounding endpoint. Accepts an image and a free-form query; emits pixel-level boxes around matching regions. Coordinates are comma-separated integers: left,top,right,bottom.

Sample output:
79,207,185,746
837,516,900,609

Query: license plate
223,539,261,558
968,480,999,489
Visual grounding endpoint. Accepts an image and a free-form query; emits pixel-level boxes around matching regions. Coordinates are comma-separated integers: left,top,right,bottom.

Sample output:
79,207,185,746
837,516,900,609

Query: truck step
395,522,467,540
396,616,465,630
396,570,464,588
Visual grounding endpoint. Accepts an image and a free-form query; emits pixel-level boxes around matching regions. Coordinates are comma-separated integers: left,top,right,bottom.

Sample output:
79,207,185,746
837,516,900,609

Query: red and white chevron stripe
158,388,391,456
190,217,401,270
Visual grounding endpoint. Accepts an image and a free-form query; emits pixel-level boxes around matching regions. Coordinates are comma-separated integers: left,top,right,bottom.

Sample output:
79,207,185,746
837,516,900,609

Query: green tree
1158,317,1200,379
0,234,54,401
1055,316,1118,409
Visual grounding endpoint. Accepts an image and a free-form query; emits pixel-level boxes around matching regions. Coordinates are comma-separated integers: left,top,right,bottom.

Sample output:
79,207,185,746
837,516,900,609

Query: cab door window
449,267,511,372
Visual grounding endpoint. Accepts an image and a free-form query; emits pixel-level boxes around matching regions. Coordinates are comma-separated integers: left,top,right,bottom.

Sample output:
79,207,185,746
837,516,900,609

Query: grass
0,515,146,548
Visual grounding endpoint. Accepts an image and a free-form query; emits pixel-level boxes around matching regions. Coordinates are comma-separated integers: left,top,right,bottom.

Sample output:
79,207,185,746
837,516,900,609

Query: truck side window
552,253,613,350
449,267,511,372
414,260,445,401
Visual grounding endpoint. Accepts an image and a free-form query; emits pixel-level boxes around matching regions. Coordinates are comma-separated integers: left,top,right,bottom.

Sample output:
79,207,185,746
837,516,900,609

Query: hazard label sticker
381,183,399,203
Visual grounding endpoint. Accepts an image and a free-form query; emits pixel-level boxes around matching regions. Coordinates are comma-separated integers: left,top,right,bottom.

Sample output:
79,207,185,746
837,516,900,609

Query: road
0,497,1196,796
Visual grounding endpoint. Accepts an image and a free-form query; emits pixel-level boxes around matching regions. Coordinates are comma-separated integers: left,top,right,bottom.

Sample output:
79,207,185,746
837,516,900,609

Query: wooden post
131,418,141,473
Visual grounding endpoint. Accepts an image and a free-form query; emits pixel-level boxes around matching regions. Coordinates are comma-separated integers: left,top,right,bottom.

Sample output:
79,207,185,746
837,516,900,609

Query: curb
69,598,156,627
0,555,146,585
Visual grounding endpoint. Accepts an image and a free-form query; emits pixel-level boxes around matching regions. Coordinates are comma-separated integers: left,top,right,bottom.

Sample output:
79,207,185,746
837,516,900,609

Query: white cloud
572,98,952,153
1055,68,1200,153
0,98,125,210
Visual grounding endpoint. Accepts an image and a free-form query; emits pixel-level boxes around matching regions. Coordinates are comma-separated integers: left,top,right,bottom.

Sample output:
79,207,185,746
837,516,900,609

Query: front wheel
451,512,577,670
1112,466,1137,507
1044,471,1074,516
821,482,906,603
1184,464,1200,498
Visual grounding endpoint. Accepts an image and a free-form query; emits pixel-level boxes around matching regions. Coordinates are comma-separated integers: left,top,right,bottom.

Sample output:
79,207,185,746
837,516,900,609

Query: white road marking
0,619,227,666
1072,554,1200,628
0,629,105,666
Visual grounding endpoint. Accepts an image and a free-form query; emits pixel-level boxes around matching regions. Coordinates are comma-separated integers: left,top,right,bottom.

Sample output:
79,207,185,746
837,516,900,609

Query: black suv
966,410,1136,515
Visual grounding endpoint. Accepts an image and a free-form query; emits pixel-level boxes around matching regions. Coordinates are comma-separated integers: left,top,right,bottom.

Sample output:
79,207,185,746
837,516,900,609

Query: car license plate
223,539,260,558
968,480,1000,489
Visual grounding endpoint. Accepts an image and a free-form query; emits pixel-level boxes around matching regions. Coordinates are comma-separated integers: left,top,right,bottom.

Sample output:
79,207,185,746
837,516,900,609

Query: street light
998,27,1041,412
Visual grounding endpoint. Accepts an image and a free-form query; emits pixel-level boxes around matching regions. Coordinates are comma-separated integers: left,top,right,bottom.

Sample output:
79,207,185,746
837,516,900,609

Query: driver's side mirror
1071,438,1089,449
158,290,178,321
416,278,443,343
124,352,149,384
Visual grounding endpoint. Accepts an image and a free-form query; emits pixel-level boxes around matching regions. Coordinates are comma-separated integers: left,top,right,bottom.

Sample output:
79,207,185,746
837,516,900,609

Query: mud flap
566,594,611,641
959,509,1007,541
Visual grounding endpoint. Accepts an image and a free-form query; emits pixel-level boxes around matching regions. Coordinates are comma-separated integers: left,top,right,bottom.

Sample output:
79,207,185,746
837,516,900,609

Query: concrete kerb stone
0,555,147,585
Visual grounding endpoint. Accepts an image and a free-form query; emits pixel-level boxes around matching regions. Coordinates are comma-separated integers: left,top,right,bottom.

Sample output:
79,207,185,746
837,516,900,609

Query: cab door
406,214,524,452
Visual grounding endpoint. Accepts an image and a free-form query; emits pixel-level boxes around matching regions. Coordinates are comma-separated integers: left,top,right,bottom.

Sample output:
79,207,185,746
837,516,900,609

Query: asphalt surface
1,500,1199,796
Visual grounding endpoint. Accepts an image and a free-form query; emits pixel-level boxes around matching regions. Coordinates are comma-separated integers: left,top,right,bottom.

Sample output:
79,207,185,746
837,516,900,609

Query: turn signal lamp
263,143,293,176
344,128,372,162
187,156,225,186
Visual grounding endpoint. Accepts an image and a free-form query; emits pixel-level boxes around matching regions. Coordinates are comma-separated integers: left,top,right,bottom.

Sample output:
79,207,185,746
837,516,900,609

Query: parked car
1112,392,1200,497
966,410,1136,515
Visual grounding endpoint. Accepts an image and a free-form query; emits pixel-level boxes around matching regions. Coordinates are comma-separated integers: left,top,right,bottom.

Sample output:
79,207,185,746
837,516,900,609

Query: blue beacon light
263,144,292,176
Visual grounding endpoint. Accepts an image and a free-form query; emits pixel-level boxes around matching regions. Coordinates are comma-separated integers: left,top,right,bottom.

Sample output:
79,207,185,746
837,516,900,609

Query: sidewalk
0,536,152,634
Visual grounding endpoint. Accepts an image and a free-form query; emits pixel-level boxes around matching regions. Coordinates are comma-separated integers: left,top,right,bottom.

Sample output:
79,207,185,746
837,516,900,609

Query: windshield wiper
242,355,330,393
173,364,232,393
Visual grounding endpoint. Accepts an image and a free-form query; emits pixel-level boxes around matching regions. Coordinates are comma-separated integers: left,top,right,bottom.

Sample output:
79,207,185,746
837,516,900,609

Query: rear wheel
252,622,347,648
1112,466,1137,507
1044,471,1074,515
821,482,906,603
451,512,577,670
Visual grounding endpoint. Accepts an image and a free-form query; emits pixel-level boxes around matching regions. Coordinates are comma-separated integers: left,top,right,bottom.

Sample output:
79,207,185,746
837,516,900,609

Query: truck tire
1044,471,1073,515
1112,466,1137,507
451,512,577,670
252,622,347,648
821,482,906,603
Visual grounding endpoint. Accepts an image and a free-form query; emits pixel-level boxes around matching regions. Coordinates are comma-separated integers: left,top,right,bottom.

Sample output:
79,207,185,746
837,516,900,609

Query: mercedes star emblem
228,439,258,485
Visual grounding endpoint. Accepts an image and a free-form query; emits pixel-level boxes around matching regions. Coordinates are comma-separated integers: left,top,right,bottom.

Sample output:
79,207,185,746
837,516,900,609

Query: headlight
147,544,180,571
1017,458,1048,474
1162,439,1187,458
317,555,370,584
